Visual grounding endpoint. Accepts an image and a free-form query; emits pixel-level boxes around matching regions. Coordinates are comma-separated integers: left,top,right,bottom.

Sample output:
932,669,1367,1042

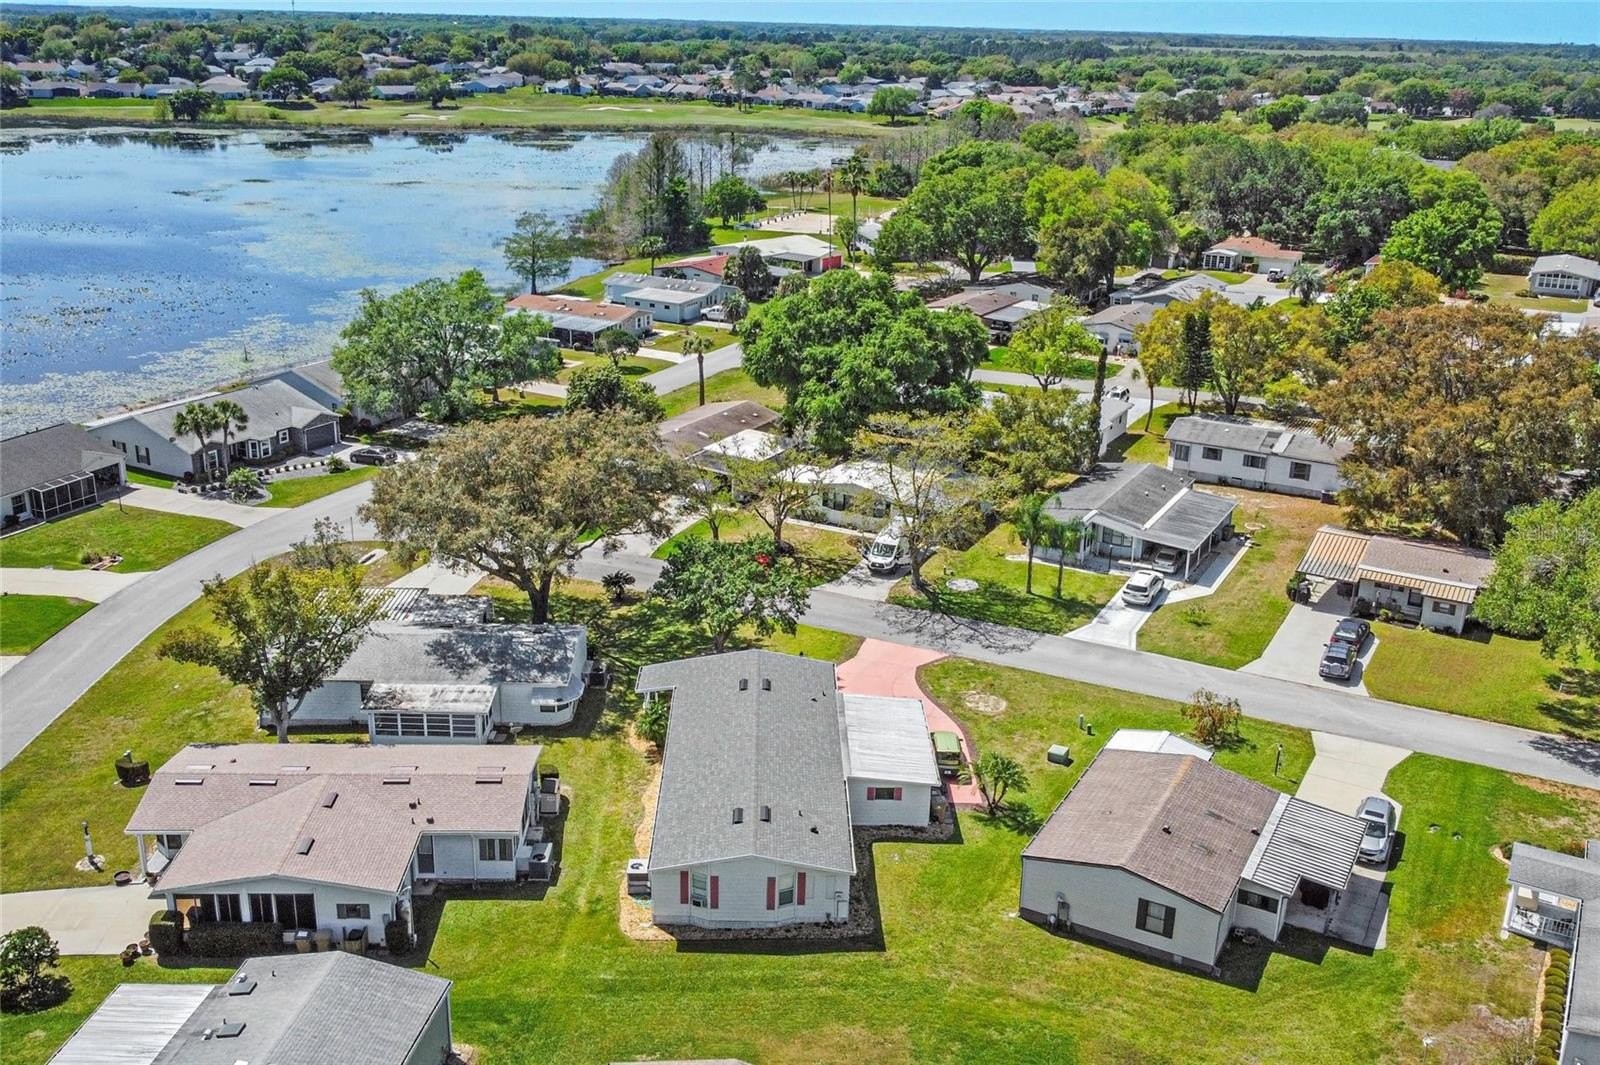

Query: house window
1242,454,1267,470
336,903,370,920
1289,461,1311,481
867,786,903,800
156,833,185,851
1136,898,1175,938
111,440,127,453
8,494,25,513
1170,444,1191,462
1099,526,1134,548
478,837,515,862
821,489,854,511
203,449,220,471
200,894,243,923
1236,888,1280,913
1201,446,1223,461
690,870,709,908
1432,601,1458,616
1407,589,1423,608
777,873,796,907
271,893,317,930
417,835,435,875
135,445,150,465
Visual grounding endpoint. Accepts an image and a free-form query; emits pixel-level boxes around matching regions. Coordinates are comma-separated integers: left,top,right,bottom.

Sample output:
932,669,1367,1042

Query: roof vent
738,678,749,691
227,978,257,996
280,764,310,773
248,778,277,787
732,807,744,824
295,837,315,856
1161,824,1172,834
214,1021,245,1039
185,763,215,772
810,826,819,834
760,677,771,691
175,777,205,786
475,767,504,784
384,775,411,785
321,791,338,809
759,806,771,822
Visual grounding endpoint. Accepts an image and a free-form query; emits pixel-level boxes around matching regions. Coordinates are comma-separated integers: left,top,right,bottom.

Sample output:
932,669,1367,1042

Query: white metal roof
1103,729,1213,760
363,683,497,716
1243,793,1364,895
841,694,941,786
700,428,786,463
49,982,215,1065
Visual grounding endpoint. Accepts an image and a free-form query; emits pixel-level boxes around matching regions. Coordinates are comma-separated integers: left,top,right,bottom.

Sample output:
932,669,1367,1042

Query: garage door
302,422,338,450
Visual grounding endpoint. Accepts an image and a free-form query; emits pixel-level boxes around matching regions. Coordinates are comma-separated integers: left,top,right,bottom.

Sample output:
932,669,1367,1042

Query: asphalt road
642,341,743,395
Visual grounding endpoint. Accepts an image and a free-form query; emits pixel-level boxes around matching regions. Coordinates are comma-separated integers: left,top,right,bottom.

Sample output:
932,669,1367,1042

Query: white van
867,526,912,574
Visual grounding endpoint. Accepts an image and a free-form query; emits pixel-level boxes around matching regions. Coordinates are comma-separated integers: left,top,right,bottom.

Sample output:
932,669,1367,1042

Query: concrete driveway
120,485,274,527
1067,587,1160,649
0,568,145,602
1241,587,1376,694
0,883,161,955
818,560,899,602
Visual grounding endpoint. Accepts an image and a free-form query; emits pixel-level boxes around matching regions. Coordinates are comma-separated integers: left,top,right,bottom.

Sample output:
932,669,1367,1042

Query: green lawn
0,504,236,572
554,348,674,384
1162,268,1252,284
0,594,94,655
123,469,178,489
889,524,1124,634
1105,402,1184,465
1140,489,1341,668
261,466,378,508
653,512,862,588
644,324,729,354
1473,270,1589,314
14,649,1590,1063
656,367,784,419
978,345,1099,379
1365,624,1600,739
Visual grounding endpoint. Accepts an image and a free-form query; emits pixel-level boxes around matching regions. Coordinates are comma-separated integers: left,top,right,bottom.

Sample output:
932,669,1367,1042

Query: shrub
601,570,635,603
1491,253,1534,275
326,455,349,474
1182,688,1243,747
384,918,412,954
77,545,107,565
147,910,181,956
183,920,281,958
637,699,669,747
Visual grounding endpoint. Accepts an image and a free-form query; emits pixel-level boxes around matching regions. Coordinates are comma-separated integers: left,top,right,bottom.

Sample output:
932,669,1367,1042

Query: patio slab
0,883,162,955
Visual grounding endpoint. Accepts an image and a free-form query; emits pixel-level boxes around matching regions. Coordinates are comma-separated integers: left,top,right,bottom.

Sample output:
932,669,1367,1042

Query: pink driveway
835,639,984,807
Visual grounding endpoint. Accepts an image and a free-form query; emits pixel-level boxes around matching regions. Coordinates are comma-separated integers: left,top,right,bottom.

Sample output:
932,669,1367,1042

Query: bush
147,910,181,956
601,570,636,603
326,455,349,474
183,920,281,958
637,698,669,747
77,545,108,565
1181,688,1242,747
384,918,412,954
1491,253,1534,276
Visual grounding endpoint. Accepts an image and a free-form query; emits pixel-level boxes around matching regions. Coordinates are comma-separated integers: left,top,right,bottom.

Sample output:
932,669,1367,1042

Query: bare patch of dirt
618,760,670,942
962,690,1008,715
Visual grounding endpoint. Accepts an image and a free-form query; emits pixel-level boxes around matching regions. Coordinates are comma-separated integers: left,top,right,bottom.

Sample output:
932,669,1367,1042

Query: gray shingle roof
95,380,336,453
1509,842,1600,901
1165,415,1352,465
1083,302,1156,329
1045,463,1237,552
0,422,123,497
151,952,450,1065
1024,749,1279,911
657,401,781,456
330,623,586,698
640,651,855,874
1531,254,1600,282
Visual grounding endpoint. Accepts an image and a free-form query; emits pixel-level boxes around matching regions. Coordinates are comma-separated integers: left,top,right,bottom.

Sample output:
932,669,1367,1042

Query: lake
0,126,848,430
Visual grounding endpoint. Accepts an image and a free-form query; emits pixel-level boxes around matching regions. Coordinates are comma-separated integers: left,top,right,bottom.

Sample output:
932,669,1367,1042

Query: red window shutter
679,870,689,904
796,872,807,906
893,787,903,800
766,876,776,910
709,876,719,909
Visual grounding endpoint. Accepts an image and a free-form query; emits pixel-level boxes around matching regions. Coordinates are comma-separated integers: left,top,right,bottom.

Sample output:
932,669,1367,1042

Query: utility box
1046,744,1072,766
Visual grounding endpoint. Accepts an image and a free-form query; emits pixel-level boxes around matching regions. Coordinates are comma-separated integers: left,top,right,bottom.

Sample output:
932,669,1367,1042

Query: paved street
641,340,742,394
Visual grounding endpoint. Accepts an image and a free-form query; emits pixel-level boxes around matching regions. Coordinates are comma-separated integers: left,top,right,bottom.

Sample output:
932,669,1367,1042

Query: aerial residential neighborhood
1,3,1600,1065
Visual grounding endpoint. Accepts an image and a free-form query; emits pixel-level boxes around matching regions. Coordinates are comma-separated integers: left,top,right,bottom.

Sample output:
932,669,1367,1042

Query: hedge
183,920,283,958
148,910,181,956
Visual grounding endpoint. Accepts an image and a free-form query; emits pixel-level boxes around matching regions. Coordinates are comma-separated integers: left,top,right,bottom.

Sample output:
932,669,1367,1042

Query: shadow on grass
1536,666,1600,739
981,801,1043,836
891,578,1103,637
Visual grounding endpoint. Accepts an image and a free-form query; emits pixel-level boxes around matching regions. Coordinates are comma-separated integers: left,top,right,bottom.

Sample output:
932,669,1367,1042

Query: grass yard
1161,268,1253,284
1105,401,1184,464
1473,270,1590,314
122,469,178,489
656,367,784,418
553,349,674,384
652,512,863,587
0,504,236,572
0,594,94,655
644,323,728,354
1139,488,1341,668
1365,624,1600,739
260,466,378,508
889,524,1124,634
978,345,1099,378
14,648,1590,1063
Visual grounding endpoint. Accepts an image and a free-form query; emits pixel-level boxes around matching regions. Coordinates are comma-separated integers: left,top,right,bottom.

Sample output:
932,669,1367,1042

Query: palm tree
1046,517,1086,599
971,751,1029,815
1287,262,1321,305
683,332,715,407
211,399,249,474
638,235,666,274
722,290,749,335
836,154,869,227
172,402,223,481
1012,494,1048,595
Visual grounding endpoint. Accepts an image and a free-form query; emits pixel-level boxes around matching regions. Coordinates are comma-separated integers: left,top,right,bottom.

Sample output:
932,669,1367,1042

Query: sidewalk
0,568,144,602
120,485,274,527
0,883,161,954
388,560,485,595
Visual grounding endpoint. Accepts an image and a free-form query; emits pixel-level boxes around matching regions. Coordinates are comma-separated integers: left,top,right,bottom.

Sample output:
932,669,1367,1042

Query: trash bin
313,929,333,952
294,930,311,953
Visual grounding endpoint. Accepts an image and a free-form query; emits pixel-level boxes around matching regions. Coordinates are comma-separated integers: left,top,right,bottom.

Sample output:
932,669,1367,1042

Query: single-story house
26,80,82,99
927,288,1046,341
1164,415,1350,499
1503,841,1600,1065
711,234,841,276
637,650,937,930
1081,302,1156,353
372,84,417,101
83,81,140,99
1528,254,1600,300
655,254,732,285
1020,740,1363,970
689,427,791,477
286,590,588,737
88,379,342,480
199,74,249,98
1112,272,1227,307
656,400,782,458
47,951,453,1065
505,294,652,347
1201,235,1304,275
1295,527,1494,635
310,76,341,100
602,272,733,324
0,422,126,526
1044,463,1237,580
241,55,277,74
798,459,906,532
127,743,546,944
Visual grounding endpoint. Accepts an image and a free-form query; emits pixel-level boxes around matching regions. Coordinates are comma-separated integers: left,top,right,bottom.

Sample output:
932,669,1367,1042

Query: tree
967,388,1098,494
1028,166,1171,304
1286,263,1322,305
1012,494,1050,595
653,534,811,652
833,215,860,261
1182,688,1243,747
363,412,682,623
1045,516,1087,599
1475,490,1600,661
702,175,762,227
683,332,715,407
168,88,223,121
594,326,640,368
721,289,749,334
1381,187,1501,291
724,245,775,302
211,399,248,474
971,751,1028,815
637,234,667,273
172,402,224,476
881,165,1030,281
1530,176,1600,258
1257,94,1308,130
680,476,737,541
501,211,573,295
853,414,987,595
1135,325,1180,431
289,516,357,571
1206,301,1286,416
335,76,370,107
563,362,664,420
1003,301,1100,391
867,85,917,126
836,153,869,225
728,449,817,552
159,562,387,742
0,67,27,109
743,270,986,449
1177,305,1213,413
415,72,453,108
333,270,559,421
257,64,310,100
1316,304,1600,544
0,927,64,1011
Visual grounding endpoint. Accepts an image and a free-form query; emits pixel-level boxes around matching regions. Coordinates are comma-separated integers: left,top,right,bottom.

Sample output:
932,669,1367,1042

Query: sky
34,1,1600,47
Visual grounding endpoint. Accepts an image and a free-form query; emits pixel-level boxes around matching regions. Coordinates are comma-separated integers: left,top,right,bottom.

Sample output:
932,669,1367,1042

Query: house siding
89,417,196,479
1018,858,1228,968
847,779,931,827
1529,270,1599,299
404,997,454,1065
1168,445,1342,499
283,681,368,730
1355,578,1473,634
649,856,850,928
161,876,398,944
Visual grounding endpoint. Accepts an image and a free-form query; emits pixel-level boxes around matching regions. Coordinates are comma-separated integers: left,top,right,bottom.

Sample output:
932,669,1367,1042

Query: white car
1147,546,1183,574
1121,570,1164,607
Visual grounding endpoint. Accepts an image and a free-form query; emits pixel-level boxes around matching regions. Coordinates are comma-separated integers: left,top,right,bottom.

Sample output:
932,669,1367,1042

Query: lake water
0,126,847,430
